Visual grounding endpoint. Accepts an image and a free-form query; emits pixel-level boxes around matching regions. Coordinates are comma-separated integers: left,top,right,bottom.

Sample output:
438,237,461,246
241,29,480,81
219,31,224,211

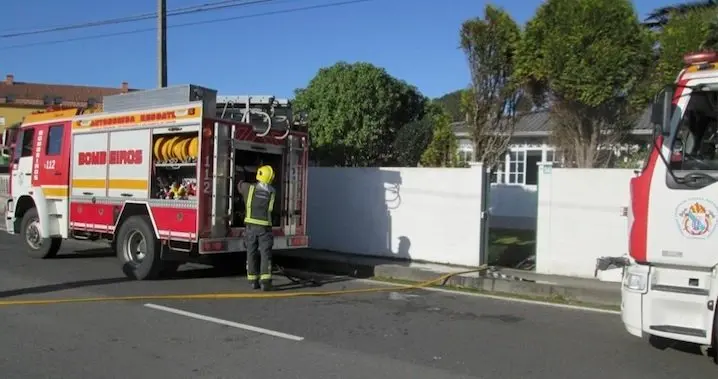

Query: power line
0,0,277,38
0,0,373,51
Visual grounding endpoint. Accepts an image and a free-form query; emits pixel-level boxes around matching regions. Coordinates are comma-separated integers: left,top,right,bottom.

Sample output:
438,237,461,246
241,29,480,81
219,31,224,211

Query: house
453,107,654,230
0,74,135,135
452,107,655,186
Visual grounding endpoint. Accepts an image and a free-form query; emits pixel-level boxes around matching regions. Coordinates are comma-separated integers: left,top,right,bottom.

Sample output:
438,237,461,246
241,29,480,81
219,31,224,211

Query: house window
508,150,525,184
458,149,472,164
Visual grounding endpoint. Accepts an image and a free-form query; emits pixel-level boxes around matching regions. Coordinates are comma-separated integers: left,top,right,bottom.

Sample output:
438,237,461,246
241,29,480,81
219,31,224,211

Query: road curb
274,250,622,309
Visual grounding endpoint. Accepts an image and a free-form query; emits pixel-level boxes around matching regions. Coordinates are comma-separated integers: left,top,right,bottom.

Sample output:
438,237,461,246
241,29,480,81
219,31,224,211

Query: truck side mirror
651,86,675,136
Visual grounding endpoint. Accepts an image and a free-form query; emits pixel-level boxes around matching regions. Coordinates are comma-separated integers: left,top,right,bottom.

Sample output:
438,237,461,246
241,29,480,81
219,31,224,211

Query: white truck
597,50,718,361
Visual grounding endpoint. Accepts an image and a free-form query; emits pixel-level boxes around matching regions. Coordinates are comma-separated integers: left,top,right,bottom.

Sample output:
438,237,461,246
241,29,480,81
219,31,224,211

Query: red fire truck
1,85,310,280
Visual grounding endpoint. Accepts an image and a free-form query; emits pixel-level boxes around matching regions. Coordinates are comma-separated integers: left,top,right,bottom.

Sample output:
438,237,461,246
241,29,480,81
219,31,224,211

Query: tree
420,108,459,167
460,5,522,170
643,0,718,30
293,62,427,166
629,2,718,108
514,0,654,168
703,15,718,49
654,8,717,87
392,118,435,167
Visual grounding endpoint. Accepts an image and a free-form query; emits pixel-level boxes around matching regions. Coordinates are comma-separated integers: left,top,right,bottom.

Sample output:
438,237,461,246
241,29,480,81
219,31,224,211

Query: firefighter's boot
249,279,260,290
260,279,273,292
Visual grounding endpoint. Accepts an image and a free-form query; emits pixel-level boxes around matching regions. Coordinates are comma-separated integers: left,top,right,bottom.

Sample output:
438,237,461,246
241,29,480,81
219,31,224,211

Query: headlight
623,272,647,292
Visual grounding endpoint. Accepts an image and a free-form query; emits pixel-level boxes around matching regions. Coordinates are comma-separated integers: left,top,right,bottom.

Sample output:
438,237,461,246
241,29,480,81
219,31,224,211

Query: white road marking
355,278,622,315
144,303,305,341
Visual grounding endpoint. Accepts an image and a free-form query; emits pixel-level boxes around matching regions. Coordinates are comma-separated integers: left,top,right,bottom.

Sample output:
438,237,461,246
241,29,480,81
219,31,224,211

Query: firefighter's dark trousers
245,224,273,282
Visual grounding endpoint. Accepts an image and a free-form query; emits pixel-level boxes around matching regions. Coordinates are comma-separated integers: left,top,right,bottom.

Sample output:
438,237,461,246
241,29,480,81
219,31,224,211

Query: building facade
0,74,134,137
452,107,654,186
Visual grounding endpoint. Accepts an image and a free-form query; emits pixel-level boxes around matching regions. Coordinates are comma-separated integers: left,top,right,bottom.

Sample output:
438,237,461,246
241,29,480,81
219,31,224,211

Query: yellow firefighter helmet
256,165,275,184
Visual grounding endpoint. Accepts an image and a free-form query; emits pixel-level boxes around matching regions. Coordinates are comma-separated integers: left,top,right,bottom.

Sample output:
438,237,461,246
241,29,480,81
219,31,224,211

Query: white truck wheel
115,215,163,280
20,208,61,259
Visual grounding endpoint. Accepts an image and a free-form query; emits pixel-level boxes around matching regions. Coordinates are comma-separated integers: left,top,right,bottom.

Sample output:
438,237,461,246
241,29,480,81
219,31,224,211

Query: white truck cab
598,51,718,361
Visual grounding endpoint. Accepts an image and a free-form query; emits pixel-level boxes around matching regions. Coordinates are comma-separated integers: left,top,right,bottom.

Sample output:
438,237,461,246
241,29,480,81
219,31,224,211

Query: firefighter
237,165,276,291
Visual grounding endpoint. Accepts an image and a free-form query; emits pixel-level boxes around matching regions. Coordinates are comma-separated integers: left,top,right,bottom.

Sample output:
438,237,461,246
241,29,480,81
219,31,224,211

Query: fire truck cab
596,51,718,359
2,85,309,280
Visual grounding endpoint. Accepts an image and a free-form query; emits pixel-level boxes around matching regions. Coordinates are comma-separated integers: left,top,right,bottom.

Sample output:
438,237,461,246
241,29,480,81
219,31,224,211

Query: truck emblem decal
675,199,718,238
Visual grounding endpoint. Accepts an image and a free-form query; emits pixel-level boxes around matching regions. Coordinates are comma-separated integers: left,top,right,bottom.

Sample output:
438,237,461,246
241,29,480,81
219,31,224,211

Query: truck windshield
668,90,718,173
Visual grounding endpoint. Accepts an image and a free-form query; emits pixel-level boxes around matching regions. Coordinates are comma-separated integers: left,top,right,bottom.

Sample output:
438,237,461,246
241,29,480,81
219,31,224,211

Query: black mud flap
595,256,630,277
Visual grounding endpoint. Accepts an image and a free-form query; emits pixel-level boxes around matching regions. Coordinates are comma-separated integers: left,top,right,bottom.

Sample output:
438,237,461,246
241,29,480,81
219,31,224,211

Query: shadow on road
0,266,354,299
14,245,358,295
0,276,132,298
55,247,115,259
165,264,355,291
649,335,713,358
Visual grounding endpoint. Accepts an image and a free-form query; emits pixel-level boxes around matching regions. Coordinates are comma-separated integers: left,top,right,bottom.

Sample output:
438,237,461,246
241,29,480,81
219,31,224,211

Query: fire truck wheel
116,215,163,280
21,208,62,259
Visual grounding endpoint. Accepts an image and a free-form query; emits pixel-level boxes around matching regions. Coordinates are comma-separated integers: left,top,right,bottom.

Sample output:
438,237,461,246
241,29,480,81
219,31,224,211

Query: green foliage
654,9,716,86
704,14,718,49
420,108,459,167
293,61,427,166
515,0,653,108
514,0,654,167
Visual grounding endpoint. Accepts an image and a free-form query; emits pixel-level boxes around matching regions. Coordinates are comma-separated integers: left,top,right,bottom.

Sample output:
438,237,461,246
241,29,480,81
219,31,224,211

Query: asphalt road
0,236,715,379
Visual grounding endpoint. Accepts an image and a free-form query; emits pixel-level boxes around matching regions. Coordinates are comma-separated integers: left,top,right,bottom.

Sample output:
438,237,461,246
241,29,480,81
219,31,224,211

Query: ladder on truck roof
216,95,306,140
99,86,304,141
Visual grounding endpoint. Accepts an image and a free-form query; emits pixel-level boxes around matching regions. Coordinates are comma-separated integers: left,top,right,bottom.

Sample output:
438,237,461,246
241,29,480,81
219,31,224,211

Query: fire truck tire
116,215,163,280
20,208,62,259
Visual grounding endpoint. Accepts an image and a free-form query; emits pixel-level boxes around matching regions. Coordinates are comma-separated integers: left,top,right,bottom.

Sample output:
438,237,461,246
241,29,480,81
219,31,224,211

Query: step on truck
0,84,310,280
596,51,718,361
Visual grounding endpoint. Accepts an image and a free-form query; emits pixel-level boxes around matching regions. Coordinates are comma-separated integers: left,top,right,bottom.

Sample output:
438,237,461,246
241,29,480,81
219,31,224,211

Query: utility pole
157,0,167,88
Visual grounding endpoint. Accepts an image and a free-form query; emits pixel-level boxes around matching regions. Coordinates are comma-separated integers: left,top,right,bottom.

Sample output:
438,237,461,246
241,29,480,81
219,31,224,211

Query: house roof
0,74,137,108
452,107,653,137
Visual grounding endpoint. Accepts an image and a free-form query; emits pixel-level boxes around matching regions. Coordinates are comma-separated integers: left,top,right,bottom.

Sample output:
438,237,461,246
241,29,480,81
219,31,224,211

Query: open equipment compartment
231,148,284,227
151,131,200,200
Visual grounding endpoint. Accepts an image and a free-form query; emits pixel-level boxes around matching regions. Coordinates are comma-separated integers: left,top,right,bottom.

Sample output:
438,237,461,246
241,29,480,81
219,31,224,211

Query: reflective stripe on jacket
244,183,275,226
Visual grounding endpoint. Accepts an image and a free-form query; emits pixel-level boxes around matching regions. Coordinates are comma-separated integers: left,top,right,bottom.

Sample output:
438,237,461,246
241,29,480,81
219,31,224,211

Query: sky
1,0,683,100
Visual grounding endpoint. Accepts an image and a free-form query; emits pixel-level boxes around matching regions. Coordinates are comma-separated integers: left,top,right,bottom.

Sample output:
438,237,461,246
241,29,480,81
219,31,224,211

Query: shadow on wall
488,184,538,231
307,167,411,262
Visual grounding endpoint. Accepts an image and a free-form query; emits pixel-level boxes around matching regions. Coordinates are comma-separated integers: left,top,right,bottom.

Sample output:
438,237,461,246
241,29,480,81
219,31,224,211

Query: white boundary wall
535,164,635,281
306,164,487,267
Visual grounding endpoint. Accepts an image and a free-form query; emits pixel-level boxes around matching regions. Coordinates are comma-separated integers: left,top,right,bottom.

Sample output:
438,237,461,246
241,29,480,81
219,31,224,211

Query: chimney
121,82,128,93
5,74,13,85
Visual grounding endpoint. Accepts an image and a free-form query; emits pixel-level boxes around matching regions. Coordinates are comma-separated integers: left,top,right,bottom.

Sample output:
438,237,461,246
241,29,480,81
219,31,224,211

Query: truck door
36,123,71,238
36,123,71,194
11,127,36,199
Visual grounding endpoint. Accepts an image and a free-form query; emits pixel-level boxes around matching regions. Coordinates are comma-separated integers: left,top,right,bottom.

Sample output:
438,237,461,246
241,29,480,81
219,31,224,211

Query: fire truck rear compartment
150,131,200,200
231,148,283,227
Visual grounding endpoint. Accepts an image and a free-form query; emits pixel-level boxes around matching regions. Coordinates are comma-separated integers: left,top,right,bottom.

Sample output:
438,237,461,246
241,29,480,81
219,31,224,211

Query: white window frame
507,149,526,185
460,141,563,185
497,143,561,185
